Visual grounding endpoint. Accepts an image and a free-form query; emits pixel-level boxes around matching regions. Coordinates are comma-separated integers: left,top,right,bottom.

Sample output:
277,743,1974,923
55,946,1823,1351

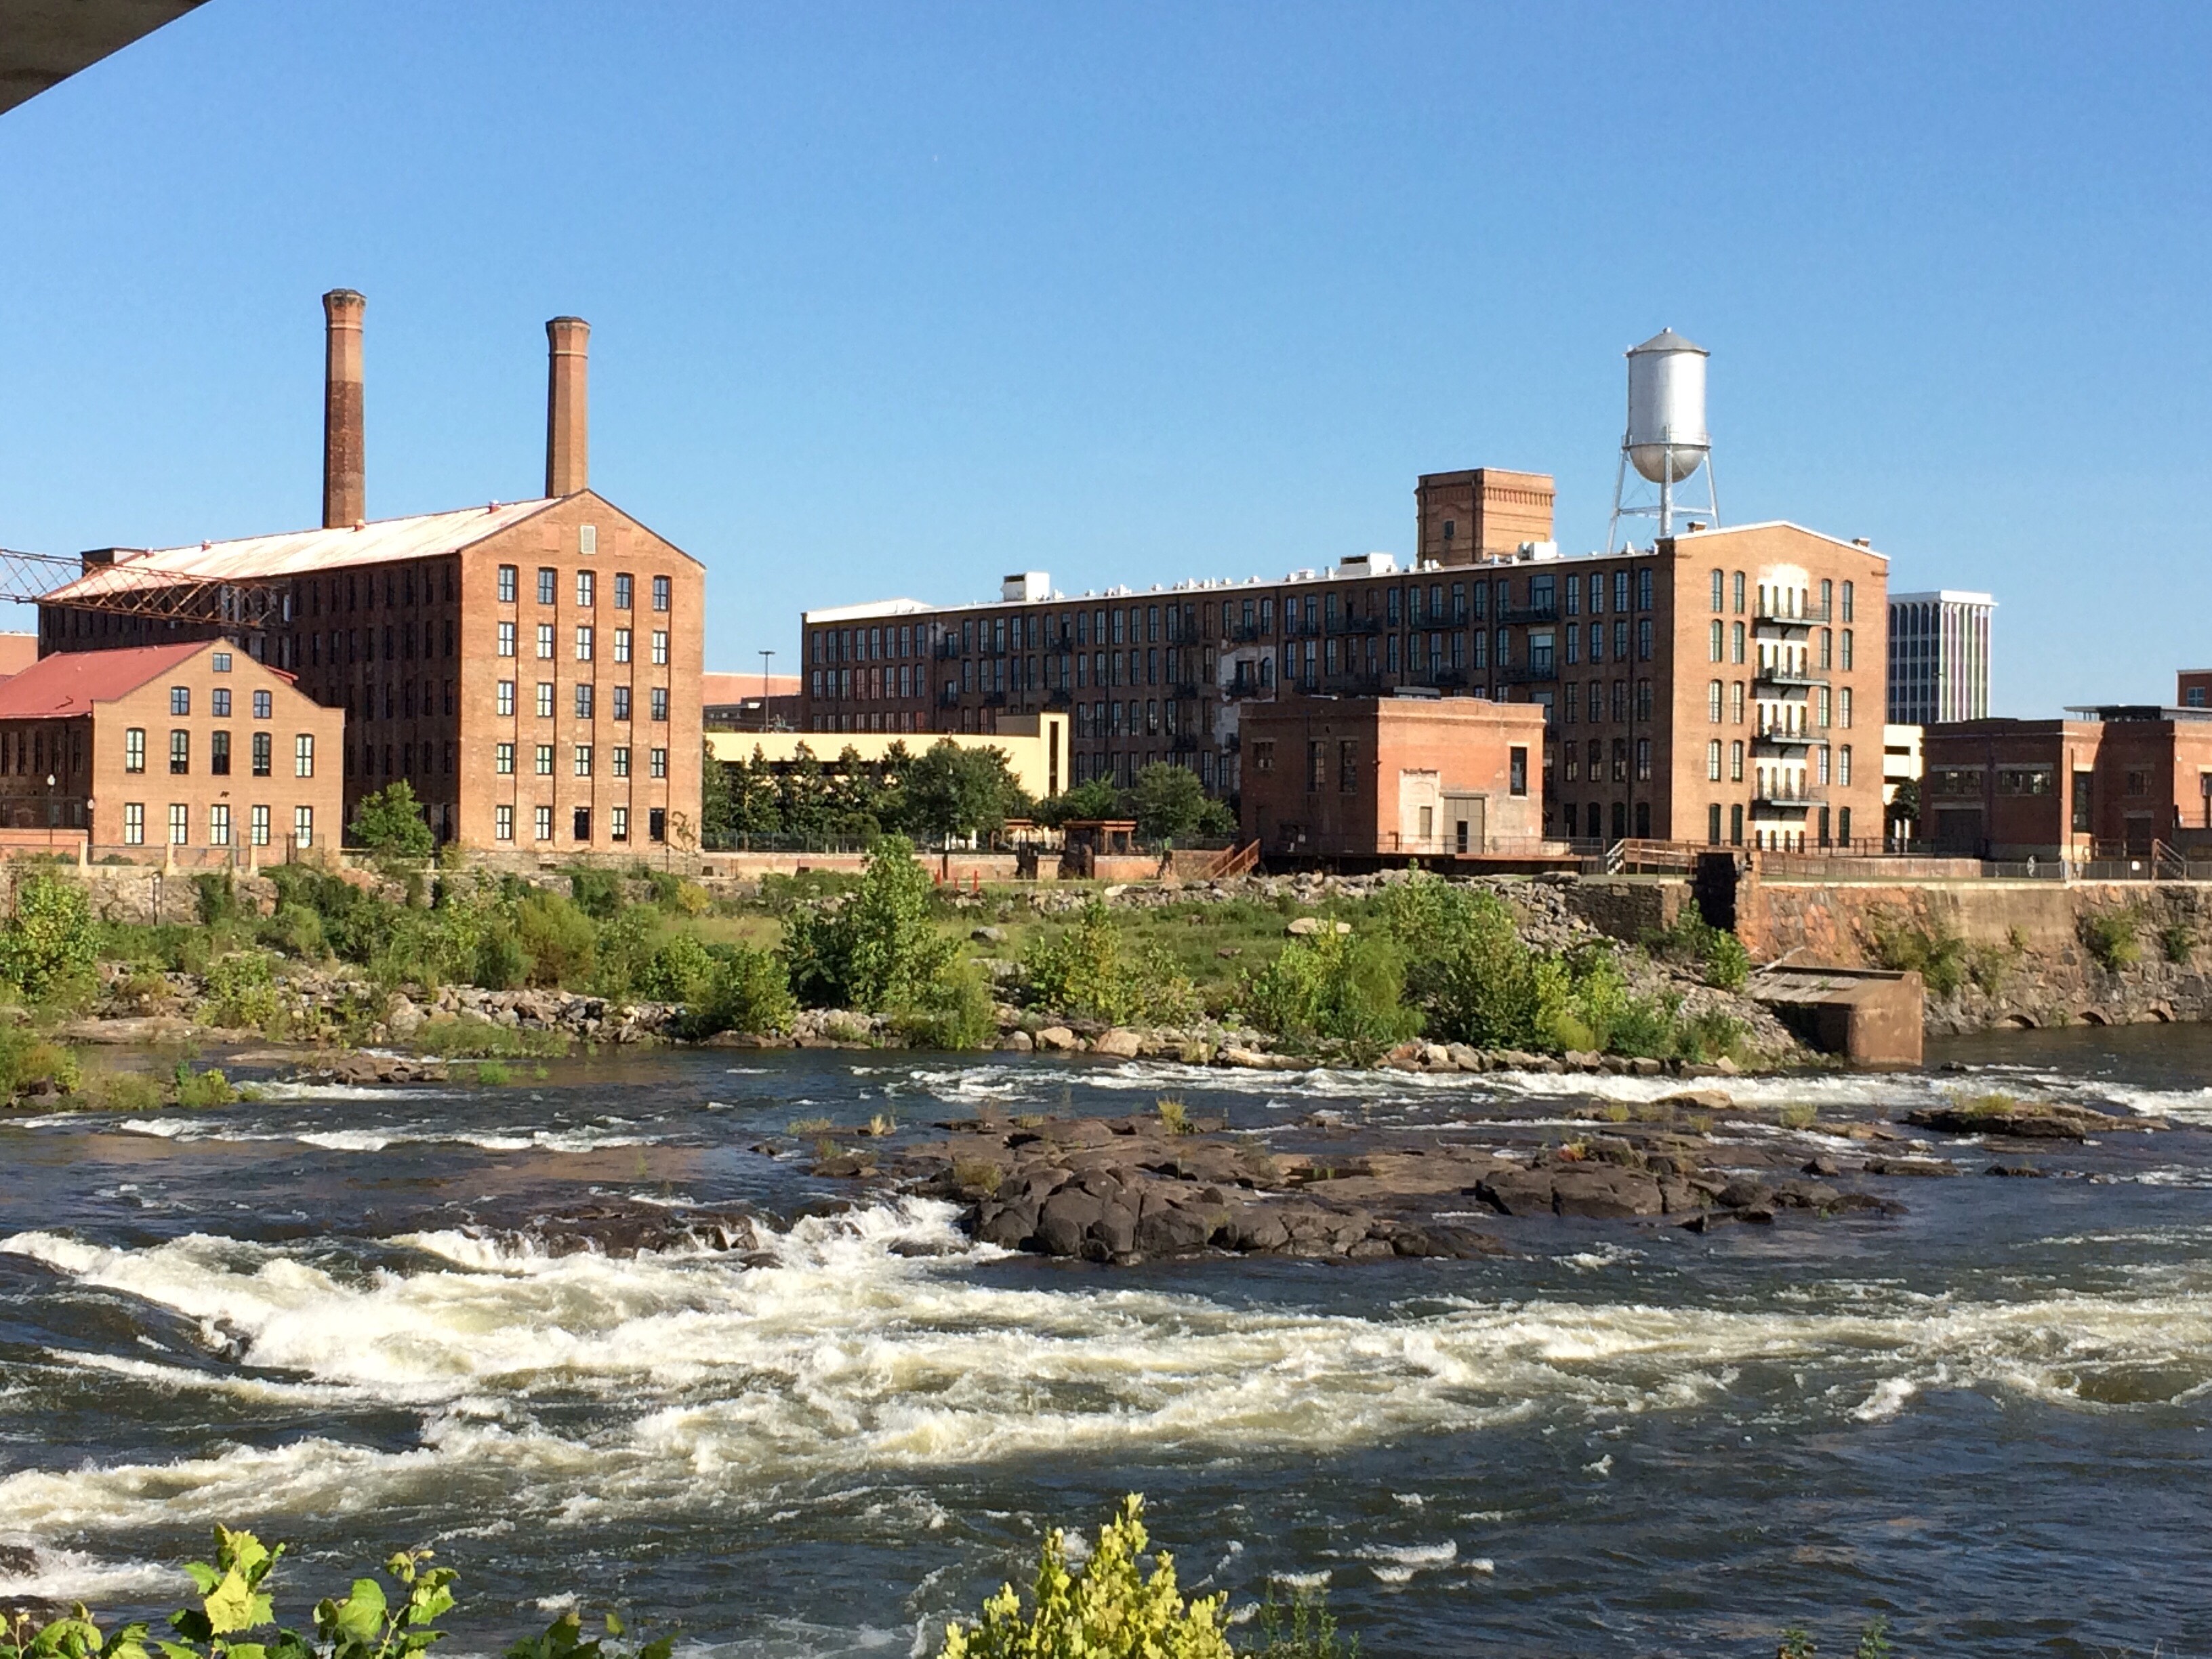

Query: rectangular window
250,804,270,846
1730,740,1744,783
575,626,594,661
1635,738,1652,783
572,806,591,842
1841,628,1854,671
1637,618,1653,661
498,621,516,657
576,571,594,608
615,573,633,609
651,630,669,666
652,575,671,611
611,805,629,841
1841,687,1854,729
1733,571,1746,613
1711,569,1725,611
1708,680,1723,722
536,623,555,659
1707,739,1722,781
497,680,516,717
649,746,668,779
1509,746,1529,797
498,565,518,602
612,745,630,777
211,731,231,776
123,802,144,844
211,651,232,674
169,803,189,844
294,734,314,777
170,687,190,716
651,687,668,721
250,732,271,777
253,689,271,720
496,742,515,775
537,682,555,718
535,744,554,775
649,808,667,843
125,727,145,773
575,684,594,718
212,688,231,717
1731,682,1746,724
534,804,553,842
495,804,514,842
612,685,631,721
614,628,632,664
1839,744,1853,786
1337,739,1357,792
573,745,592,777
1841,580,1855,622
209,804,231,846
537,568,556,605
169,730,190,774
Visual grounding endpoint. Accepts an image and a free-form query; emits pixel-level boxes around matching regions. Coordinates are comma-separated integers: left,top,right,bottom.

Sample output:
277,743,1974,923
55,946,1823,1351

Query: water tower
1605,328,1719,550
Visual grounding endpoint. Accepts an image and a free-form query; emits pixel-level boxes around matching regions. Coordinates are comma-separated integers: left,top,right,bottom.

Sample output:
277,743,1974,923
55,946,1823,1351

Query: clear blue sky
2,1,2206,709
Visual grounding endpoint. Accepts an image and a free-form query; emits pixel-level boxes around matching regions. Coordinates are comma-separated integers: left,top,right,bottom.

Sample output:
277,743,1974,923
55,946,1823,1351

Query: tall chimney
321,289,366,528
545,314,590,497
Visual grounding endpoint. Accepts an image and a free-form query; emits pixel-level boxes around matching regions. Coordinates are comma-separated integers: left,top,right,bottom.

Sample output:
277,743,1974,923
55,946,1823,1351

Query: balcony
1496,659,1559,686
1328,670,1387,695
1752,602,1830,636
1752,726,1813,755
1227,620,1270,643
935,638,963,661
1500,601,1559,626
1328,613,1383,636
937,686,962,708
1753,664,1825,694
1431,667,1468,689
1225,676,1269,701
1752,784,1826,813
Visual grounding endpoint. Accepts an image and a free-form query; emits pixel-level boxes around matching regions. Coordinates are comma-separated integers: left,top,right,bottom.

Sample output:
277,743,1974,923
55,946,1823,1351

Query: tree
782,834,955,1010
350,781,435,857
726,750,784,836
904,741,1025,843
1887,775,1921,836
777,744,832,840
1035,775,1122,827
1132,763,1210,840
701,743,739,846
0,870,97,1004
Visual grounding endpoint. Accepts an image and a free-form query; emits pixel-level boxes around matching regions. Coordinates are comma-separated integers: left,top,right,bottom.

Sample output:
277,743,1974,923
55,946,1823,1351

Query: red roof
0,642,212,718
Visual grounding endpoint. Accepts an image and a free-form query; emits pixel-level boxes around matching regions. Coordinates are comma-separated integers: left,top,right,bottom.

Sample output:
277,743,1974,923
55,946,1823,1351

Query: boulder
1549,1166,1664,1218
1091,1028,1143,1059
1036,1189,1105,1256
1034,1025,1080,1051
1475,1168,1557,1218
386,996,425,1039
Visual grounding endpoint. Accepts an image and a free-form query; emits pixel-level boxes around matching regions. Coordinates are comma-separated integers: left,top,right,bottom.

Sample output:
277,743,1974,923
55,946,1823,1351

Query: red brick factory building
795,470,1888,850
34,293,705,855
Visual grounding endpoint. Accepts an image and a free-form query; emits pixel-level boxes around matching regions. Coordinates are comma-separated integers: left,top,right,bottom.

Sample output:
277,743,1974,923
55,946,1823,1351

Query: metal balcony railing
1753,665,1825,690
1753,602,1830,629
1496,660,1559,685
1500,602,1559,626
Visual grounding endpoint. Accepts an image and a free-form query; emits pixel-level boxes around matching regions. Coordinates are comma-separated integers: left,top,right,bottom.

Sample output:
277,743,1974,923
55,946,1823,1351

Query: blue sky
1,1,2205,708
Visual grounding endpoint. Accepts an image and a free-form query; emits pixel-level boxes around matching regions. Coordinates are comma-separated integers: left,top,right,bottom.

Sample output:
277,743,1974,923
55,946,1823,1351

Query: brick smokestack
321,289,366,528
545,315,590,497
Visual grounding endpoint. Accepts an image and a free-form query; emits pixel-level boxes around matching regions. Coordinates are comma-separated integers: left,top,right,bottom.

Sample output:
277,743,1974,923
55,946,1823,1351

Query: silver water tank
1625,328,1709,483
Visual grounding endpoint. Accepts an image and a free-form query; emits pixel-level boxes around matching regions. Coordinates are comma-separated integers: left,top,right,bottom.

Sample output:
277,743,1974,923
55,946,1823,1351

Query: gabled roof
40,498,563,605
0,641,209,718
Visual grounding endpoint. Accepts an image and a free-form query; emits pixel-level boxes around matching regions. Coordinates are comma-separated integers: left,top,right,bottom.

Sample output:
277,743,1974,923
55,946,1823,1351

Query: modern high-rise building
1887,590,1993,724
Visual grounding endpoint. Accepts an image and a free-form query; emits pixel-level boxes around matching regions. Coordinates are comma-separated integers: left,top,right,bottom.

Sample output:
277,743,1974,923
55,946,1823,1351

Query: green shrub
2080,906,2142,972
1155,1098,1189,1135
1021,901,1200,1026
0,1026,81,1103
173,1065,239,1109
412,1015,571,1059
194,871,246,926
350,780,436,857
470,1060,514,1085
515,890,597,987
0,871,99,1007
586,905,661,999
890,959,996,1050
1645,909,1750,990
937,1494,1229,1659
264,902,331,960
203,951,283,1031
2159,919,2196,964
568,867,626,920
474,924,529,991
1241,928,1417,1052
1865,910,1971,998
638,933,714,1003
680,945,797,1040
783,836,956,1011
1253,1588,1358,1658
83,1067,165,1113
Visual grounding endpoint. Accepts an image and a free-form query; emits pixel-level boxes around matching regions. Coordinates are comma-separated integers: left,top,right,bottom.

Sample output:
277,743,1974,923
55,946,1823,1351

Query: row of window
493,743,670,778
1702,681,1855,729
491,680,670,722
1706,623,1854,669
495,566,670,611
491,803,668,844
306,622,455,667
495,623,669,664
121,802,314,848
169,684,275,719
124,729,313,777
1688,741,1856,786
1707,571,1857,621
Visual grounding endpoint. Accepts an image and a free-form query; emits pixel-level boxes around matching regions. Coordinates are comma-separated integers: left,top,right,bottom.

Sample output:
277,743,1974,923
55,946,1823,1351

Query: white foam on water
0,1543,184,1601
7,1206,2212,1545
1359,1539,1456,1584
109,1119,659,1155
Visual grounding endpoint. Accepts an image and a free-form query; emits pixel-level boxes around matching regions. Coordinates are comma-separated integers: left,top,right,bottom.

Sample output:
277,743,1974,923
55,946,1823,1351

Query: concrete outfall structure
33,293,704,857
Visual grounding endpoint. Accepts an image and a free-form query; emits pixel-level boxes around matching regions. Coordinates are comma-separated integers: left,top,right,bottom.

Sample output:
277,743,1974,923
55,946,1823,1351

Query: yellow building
708,712,1069,801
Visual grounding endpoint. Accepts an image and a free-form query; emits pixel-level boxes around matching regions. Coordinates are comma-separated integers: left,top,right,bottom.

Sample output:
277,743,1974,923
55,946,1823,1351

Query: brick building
795,476,1887,850
1923,706,2212,858
0,639,342,857
34,295,705,853
1239,695,1547,859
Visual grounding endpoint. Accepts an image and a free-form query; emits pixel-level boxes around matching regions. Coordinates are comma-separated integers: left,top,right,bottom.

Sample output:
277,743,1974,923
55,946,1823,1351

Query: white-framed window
497,565,518,603
612,746,630,778
1841,687,1854,729
124,728,145,773
123,802,144,845
649,746,668,779
651,630,668,666
614,573,632,610
535,744,554,776
252,733,271,777
575,626,594,661
250,804,270,846
498,621,516,657
536,682,554,718
575,684,594,719
209,804,231,846
650,687,668,721
170,687,190,715
495,742,515,775
253,690,271,719
293,805,314,848
533,804,553,841
537,567,557,605
612,686,631,721
212,689,232,716
1706,739,1722,781
212,651,232,673
614,628,632,663
576,571,594,608
168,803,189,844
496,680,516,717
611,806,628,841
295,734,314,777
651,575,670,611
573,745,592,777
536,623,555,660
495,804,514,841
1840,745,1853,786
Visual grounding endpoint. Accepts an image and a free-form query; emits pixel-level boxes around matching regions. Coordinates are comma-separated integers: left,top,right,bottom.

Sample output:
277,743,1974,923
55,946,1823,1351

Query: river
2,1030,2209,1658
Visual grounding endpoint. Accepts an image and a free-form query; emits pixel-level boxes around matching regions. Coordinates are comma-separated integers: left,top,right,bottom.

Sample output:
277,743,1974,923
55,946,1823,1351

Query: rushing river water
3,1031,2210,1658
